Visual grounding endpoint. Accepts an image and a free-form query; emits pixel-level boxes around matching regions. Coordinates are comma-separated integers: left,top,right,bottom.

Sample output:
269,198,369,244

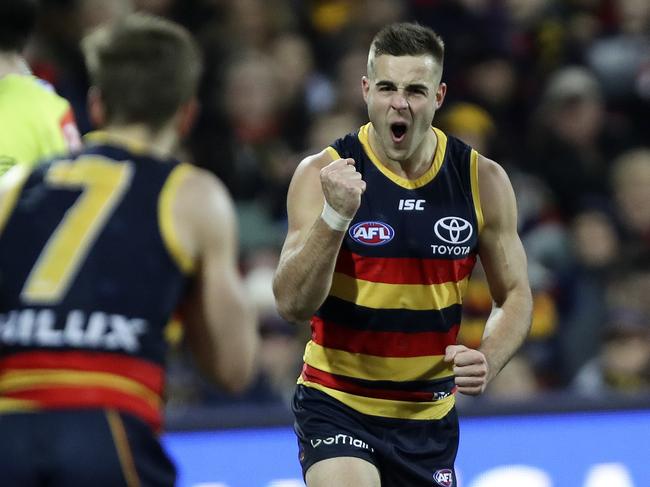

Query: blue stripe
316,297,461,333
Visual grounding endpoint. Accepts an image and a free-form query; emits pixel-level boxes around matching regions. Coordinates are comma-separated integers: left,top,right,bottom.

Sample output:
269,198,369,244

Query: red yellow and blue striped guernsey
0,133,195,431
298,123,484,420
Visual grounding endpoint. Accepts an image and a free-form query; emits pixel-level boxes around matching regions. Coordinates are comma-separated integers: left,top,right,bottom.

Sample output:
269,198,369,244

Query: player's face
362,54,446,162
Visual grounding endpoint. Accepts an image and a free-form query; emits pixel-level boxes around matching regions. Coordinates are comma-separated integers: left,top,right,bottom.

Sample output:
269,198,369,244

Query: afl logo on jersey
433,469,454,487
434,216,473,244
349,221,395,246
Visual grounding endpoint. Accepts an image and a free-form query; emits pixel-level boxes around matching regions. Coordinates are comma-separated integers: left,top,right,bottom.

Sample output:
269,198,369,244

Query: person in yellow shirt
0,0,80,176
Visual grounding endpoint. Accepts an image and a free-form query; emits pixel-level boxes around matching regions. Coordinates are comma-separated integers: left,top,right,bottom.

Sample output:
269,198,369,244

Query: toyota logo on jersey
434,216,473,244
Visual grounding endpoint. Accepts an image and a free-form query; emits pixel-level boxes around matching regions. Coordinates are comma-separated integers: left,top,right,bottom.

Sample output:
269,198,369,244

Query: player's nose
390,92,409,110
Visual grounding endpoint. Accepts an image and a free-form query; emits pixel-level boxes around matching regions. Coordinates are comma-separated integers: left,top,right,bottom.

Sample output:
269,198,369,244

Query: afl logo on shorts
349,221,395,246
433,468,454,487
434,216,473,244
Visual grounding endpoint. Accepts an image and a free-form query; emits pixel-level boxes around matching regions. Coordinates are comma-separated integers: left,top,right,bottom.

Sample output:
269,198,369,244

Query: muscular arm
478,156,532,381
273,150,364,323
446,156,532,394
175,168,258,393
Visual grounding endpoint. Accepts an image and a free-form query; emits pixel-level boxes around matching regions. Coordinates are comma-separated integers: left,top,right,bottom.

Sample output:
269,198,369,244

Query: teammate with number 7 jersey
0,14,257,487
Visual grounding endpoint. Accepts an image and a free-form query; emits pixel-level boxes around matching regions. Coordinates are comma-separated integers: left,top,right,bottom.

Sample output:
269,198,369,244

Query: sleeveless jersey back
0,133,195,430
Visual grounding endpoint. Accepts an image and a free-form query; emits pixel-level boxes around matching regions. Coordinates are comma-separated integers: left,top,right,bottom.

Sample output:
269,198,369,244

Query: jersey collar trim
357,123,447,189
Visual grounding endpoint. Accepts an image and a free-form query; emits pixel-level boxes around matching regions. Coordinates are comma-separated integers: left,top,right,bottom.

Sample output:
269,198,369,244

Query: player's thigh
306,457,381,487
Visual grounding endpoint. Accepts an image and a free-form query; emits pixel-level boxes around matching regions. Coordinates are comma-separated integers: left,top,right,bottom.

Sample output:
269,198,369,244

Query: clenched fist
444,344,490,396
320,158,366,218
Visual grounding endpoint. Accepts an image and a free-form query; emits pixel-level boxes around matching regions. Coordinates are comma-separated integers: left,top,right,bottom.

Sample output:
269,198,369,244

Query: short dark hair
370,22,445,66
82,13,202,131
0,0,38,52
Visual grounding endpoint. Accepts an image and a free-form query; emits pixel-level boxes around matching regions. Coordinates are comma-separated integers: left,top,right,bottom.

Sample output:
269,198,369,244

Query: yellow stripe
158,163,195,274
0,165,31,236
470,149,484,234
325,146,340,161
106,410,142,487
330,272,467,310
298,378,455,420
0,370,162,410
0,397,40,413
304,341,454,382
357,123,448,189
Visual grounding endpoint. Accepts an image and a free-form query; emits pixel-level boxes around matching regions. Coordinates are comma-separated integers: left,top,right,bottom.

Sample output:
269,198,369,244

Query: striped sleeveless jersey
0,132,195,430
299,123,484,420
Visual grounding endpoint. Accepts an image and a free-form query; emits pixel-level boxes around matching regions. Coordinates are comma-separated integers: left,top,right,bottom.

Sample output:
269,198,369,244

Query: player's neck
368,125,437,180
0,53,31,79
100,124,178,159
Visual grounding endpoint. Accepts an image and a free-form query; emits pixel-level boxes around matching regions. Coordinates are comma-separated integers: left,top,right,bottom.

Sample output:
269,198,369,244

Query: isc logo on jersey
349,221,395,246
398,199,425,211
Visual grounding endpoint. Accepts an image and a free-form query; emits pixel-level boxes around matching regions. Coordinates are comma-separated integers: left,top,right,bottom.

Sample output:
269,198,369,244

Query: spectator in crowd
611,148,650,250
527,66,630,216
572,254,650,396
558,208,620,383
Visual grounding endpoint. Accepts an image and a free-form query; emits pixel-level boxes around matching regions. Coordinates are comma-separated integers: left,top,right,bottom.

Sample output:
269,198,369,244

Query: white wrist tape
320,201,352,231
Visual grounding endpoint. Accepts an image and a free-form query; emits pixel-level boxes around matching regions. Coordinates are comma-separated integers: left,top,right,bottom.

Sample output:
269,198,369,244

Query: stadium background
22,0,650,485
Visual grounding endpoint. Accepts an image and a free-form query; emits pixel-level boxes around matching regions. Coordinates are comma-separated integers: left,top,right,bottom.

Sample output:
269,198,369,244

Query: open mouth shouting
390,122,408,144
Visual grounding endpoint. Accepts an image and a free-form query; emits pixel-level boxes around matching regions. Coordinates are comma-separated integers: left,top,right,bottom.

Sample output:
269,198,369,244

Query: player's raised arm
175,167,258,393
273,150,365,324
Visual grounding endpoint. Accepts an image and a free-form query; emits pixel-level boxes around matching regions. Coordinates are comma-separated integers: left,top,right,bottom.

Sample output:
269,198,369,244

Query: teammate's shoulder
175,163,226,194
172,164,234,217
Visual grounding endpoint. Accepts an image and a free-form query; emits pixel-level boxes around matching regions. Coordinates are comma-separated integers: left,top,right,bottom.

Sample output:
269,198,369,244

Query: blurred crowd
23,0,650,410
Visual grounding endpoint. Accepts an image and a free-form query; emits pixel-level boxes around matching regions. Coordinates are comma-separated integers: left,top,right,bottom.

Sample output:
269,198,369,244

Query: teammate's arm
273,150,365,324
175,168,258,393
445,155,532,395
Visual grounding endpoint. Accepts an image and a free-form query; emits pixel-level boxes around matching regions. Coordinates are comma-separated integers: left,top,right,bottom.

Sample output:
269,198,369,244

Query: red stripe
335,249,476,285
302,364,438,402
0,351,164,393
311,316,459,357
3,387,161,431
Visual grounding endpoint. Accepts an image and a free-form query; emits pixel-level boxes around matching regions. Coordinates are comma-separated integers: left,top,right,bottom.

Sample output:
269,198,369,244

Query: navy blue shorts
0,409,176,486
293,385,459,487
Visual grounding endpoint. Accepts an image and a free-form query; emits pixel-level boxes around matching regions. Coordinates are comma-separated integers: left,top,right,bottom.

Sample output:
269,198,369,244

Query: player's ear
435,82,447,110
87,86,106,128
361,76,370,103
175,96,199,138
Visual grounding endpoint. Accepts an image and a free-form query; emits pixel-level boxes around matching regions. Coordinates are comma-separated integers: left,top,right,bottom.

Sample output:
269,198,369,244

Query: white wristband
321,201,352,231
